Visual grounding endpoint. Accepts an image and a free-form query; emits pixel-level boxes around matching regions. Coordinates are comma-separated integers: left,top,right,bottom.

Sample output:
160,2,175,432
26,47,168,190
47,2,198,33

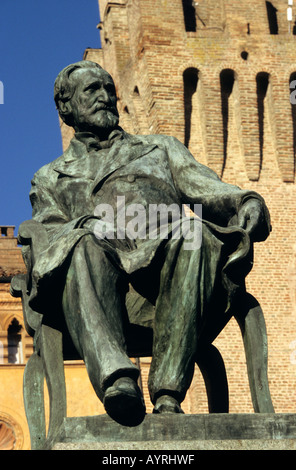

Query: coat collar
52,129,157,185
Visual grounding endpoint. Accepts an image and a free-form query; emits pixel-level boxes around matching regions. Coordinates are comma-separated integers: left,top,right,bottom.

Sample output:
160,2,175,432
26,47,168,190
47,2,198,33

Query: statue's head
54,61,119,136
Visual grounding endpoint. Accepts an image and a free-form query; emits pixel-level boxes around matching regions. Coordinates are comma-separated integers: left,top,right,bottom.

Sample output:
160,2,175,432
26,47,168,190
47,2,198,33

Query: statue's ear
58,100,74,126
58,100,71,116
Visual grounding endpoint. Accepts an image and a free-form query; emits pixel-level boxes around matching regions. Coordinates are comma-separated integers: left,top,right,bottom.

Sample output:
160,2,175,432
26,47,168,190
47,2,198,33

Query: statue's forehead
72,67,113,86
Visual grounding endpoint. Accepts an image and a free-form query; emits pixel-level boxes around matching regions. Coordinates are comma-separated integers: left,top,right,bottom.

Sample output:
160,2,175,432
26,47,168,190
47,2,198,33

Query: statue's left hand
237,198,269,242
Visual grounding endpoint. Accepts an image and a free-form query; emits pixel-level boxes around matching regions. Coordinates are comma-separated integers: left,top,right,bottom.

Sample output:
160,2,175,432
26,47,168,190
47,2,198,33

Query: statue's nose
97,87,111,103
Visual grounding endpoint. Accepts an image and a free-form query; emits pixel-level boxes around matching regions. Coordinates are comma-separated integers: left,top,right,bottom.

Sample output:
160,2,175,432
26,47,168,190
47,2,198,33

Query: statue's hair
54,60,104,125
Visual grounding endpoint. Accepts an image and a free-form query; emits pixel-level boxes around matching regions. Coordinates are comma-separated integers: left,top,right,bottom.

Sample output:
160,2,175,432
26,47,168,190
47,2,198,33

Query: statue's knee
177,217,203,252
74,234,116,270
75,233,100,252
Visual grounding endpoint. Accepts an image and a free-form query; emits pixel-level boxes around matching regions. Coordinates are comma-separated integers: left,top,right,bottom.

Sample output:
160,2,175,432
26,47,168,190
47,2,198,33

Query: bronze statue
25,61,271,426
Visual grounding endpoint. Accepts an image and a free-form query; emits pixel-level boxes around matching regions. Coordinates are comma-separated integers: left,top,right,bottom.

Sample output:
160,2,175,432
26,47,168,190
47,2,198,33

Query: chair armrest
16,220,49,273
10,273,42,337
10,273,27,298
17,220,49,253
10,220,49,336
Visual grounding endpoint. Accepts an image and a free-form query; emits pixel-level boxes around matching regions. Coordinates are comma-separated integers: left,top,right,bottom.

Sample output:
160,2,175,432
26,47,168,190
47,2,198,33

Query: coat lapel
52,138,95,179
52,134,158,187
91,138,158,193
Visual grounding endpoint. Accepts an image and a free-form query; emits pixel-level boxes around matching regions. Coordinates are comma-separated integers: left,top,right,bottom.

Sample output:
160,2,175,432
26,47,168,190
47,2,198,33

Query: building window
183,67,199,148
182,0,197,32
256,72,269,165
220,69,235,170
265,1,278,34
7,319,23,364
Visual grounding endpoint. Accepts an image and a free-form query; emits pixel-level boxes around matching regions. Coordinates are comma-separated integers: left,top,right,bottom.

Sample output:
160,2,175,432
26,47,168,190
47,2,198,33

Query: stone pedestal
47,413,296,450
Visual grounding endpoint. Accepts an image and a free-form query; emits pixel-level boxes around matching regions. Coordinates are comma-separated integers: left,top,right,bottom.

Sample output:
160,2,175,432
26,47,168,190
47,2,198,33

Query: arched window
220,69,235,170
182,0,196,32
183,68,199,148
265,2,278,34
256,72,270,165
7,319,23,364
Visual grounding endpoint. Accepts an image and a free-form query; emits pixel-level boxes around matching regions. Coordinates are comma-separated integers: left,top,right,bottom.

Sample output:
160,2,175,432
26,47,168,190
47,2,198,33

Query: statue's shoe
153,394,184,414
104,377,146,426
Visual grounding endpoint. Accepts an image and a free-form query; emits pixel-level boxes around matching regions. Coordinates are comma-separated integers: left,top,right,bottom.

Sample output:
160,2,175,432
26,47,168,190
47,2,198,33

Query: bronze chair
10,219,274,450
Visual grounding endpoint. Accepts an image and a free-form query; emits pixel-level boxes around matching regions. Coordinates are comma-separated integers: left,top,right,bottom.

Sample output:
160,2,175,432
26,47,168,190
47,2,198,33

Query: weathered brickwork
81,0,296,413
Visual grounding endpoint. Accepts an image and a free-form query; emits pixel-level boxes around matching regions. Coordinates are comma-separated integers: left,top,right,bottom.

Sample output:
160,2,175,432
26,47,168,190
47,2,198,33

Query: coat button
127,174,135,182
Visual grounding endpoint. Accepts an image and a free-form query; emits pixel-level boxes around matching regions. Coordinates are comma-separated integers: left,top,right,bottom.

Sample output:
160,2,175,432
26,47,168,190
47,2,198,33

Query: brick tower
74,0,296,413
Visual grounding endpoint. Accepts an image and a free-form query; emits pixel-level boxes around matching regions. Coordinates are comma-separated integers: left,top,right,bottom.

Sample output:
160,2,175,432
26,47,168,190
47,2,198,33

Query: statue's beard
94,109,119,130
73,106,119,135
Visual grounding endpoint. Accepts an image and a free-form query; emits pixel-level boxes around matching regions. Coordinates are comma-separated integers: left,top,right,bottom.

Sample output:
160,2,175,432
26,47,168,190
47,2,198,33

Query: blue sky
0,0,102,233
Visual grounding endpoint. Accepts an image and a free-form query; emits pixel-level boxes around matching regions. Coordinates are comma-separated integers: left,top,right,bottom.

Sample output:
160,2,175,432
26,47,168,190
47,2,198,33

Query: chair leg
23,352,46,450
196,344,229,413
235,293,274,413
39,325,67,445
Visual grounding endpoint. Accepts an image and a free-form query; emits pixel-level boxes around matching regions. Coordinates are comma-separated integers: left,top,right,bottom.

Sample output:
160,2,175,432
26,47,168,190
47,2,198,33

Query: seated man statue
27,60,271,425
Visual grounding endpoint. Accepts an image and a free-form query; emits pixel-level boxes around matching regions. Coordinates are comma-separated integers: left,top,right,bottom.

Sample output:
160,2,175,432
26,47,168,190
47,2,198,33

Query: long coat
28,130,270,312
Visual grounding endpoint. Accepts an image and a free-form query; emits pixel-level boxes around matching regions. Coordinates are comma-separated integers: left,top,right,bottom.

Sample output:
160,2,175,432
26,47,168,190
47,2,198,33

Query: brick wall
86,0,296,413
